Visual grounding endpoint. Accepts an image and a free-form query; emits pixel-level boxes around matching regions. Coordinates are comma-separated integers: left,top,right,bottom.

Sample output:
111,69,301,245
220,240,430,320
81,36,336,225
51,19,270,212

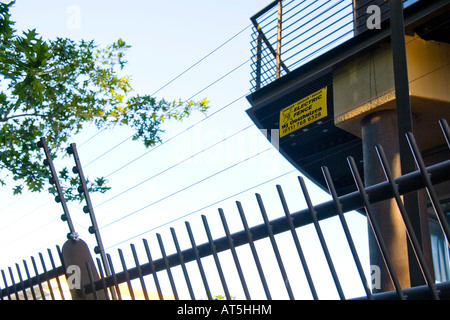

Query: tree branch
1,112,48,121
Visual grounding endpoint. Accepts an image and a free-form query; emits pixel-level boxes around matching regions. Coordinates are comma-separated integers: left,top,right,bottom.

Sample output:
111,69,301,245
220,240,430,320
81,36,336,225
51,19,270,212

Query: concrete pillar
362,109,411,293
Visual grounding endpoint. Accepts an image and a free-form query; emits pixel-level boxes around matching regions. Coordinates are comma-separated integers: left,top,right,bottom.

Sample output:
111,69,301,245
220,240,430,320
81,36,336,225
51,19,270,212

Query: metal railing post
256,30,262,90
276,0,282,79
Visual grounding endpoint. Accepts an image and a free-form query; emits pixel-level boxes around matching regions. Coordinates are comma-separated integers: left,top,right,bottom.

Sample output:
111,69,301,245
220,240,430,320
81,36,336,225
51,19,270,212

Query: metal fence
250,0,420,91
1,119,450,300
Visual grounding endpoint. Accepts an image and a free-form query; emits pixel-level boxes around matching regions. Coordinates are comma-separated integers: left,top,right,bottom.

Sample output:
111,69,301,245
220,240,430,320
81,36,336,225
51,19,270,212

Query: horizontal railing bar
250,0,279,22
85,159,450,293
0,265,65,298
282,0,308,23
352,281,450,300
282,10,353,58
250,0,426,91
282,0,346,43
285,28,354,69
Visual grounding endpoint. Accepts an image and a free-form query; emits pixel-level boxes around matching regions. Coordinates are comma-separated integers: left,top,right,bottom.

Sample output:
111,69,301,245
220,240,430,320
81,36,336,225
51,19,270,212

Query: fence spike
256,193,295,300
218,208,251,300
321,166,374,300
347,156,405,300
276,184,319,300
185,221,213,300
201,215,231,300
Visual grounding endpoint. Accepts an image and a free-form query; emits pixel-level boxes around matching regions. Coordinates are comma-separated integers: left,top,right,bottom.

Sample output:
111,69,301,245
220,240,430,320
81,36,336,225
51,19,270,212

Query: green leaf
0,4,209,201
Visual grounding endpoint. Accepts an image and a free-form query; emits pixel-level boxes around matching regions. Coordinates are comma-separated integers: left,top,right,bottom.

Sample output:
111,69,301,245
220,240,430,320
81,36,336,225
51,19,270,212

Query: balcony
249,0,424,91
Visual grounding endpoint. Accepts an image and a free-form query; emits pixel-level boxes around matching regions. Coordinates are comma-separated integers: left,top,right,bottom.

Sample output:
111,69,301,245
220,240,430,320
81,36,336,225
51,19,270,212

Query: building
245,0,450,292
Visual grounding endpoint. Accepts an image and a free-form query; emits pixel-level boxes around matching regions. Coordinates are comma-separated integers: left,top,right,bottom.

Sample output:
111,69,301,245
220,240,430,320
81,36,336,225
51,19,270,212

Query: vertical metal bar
256,28,262,90
56,245,64,269
106,253,122,300
85,262,99,300
218,208,251,300
31,256,46,300
389,0,425,288
23,260,36,300
185,221,213,300
389,0,413,149
406,132,450,246
39,252,55,300
236,201,272,300
130,243,149,300
55,245,70,300
118,248,135,300
276,185,319,300
96,257,111,300
170,228,195,300
439,119,450,149
1,269,10,300
347,156,406,300
201,215,231,300
38,137,77,239
156,233,179,300
47,248,65,300
8,267,19,300
143,238,163,300
15,263,27,300
388,0,414,174
276,0,283,79
68,143,111,283
297,177,346,300
375,144,439,299
255,193,295,300
321,167,374,300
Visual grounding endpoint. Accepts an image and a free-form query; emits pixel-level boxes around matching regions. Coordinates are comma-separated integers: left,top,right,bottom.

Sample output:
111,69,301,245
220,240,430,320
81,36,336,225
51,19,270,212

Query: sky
0,0,371,300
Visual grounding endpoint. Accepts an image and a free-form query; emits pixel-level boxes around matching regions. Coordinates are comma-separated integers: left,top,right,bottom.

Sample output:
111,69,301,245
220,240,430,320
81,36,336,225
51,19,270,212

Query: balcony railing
250,0,420,91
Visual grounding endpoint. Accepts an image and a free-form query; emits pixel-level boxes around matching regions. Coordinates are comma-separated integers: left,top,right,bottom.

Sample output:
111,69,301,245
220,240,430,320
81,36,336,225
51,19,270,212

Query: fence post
276,0,282,79
62,238,107,300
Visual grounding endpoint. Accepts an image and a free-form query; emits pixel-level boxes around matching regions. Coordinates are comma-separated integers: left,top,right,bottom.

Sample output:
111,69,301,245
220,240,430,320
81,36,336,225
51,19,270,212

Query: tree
0,2,209,201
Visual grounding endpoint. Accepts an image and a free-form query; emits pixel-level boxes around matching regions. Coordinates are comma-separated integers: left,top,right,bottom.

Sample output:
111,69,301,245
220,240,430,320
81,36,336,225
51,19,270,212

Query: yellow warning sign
279,87,327,138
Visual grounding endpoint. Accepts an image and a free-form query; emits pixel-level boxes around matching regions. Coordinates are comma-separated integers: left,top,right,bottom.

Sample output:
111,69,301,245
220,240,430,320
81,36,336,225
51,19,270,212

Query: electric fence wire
77,17,450,231
95,124,254,208
4,94,264,258
103,93,249,179
0,91,255,262
58,92,251,215
105,168,299,250
76,22,254,161
100,147,273,230
0,22,258,253
0,5,412,251
81,56,253,168
6,33,444,258
151,23,252,97
16,97,447,264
